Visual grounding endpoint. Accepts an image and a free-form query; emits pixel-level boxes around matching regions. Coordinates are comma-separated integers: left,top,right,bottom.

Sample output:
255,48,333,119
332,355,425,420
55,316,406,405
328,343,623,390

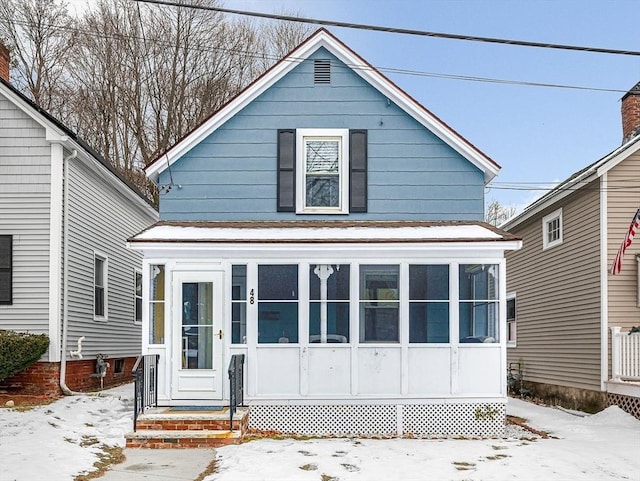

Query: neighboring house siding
607,151,640,330
0,94,51,333
65,154,155,359
506,181,601,391
158,48,485,221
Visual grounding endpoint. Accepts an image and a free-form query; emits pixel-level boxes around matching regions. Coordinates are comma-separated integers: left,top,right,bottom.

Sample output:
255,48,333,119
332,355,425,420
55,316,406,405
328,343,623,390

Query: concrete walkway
99,448,216,481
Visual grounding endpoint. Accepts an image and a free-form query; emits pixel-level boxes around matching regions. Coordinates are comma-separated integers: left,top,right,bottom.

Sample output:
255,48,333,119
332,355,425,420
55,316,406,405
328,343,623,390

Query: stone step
135,407,249,432
125,429,243,449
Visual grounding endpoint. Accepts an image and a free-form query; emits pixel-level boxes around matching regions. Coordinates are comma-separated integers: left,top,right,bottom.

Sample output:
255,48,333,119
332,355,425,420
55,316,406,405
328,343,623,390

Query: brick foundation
0,356,137,396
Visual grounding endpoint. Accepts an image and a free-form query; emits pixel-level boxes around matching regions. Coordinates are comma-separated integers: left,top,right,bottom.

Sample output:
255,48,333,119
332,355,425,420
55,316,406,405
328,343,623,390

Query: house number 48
249,289,255,304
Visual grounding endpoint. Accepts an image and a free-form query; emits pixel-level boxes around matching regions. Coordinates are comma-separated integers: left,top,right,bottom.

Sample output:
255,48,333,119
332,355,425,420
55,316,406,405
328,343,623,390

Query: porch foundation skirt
248,401,506,437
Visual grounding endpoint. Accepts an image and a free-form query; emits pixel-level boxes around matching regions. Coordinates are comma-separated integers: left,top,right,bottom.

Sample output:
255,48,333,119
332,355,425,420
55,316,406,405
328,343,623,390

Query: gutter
59,149,78,395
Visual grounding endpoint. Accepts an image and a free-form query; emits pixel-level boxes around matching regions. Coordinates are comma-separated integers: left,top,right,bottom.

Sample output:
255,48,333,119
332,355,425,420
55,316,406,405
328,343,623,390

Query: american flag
610,208,640,275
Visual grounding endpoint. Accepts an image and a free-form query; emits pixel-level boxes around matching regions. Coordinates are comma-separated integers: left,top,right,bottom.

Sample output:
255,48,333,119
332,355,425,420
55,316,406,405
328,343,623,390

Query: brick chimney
0,43,9,82
622,81,640,143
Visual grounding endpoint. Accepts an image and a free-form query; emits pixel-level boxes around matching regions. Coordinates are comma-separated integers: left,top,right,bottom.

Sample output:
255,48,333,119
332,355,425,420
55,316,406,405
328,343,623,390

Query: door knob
217,330,223,340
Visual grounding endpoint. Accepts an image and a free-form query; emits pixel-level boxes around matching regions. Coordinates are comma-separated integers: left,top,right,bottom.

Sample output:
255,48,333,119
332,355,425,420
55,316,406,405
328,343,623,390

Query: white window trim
93,251,108,321
296,128,349,214
506,292,516,347
134,268,143,325
542,207,563,250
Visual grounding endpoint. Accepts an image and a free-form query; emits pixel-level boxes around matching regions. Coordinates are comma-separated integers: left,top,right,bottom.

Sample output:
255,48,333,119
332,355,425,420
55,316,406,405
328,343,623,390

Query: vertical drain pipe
59,149,77,395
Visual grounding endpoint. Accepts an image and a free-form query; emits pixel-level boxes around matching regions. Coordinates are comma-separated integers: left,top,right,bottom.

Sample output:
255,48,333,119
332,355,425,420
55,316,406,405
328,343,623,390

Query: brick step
125,429,243,449
135,417,246,431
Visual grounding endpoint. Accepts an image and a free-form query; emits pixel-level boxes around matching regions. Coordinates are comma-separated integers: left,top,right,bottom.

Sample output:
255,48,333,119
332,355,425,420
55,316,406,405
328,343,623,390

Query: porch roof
129,220,521,245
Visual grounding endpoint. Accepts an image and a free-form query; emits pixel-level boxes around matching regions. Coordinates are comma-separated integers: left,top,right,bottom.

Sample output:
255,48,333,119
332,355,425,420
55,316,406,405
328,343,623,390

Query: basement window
113,358,124,375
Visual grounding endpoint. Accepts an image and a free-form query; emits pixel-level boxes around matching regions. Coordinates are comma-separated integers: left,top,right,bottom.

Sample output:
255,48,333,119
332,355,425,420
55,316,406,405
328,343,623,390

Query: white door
171,271,224,400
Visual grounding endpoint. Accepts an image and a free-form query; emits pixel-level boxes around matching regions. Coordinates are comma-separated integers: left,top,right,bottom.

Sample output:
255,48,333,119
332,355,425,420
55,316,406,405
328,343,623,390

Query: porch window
309,264,350,343
409,265,449,343
459,264,499,343
94,253,107,320
258,265,298,343
231,265,247,344
149,264,165,344
359,265,399,343
507,293,516,346
134,270,142,324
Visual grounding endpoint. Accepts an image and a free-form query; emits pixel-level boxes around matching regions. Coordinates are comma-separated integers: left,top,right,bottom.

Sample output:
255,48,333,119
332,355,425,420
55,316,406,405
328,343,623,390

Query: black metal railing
228,354,245,431
132,354,159,432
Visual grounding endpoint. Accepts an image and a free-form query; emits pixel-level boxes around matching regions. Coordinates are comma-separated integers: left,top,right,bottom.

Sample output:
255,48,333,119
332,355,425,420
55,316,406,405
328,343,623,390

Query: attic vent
314,59,331,84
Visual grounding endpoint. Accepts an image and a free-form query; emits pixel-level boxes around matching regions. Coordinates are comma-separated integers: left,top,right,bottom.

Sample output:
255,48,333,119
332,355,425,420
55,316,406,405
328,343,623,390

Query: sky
66,0,640,212
1,382,639,480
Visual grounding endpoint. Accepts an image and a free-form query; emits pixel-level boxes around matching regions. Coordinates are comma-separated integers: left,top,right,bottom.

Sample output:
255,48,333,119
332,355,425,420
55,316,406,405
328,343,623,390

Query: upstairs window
298,129,349,214
542,208,563,250
277,129,367,214
0,235,11,305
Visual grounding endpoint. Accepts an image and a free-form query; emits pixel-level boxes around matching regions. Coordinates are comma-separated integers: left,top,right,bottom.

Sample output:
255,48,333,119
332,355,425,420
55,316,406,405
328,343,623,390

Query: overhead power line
0,17,627,94
133,0,640,57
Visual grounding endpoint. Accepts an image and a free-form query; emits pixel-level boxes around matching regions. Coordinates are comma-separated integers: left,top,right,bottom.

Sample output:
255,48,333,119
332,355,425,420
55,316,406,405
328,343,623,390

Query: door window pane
258,265,298,343
181,282,213,369
459,264,499,343
359,265,399,343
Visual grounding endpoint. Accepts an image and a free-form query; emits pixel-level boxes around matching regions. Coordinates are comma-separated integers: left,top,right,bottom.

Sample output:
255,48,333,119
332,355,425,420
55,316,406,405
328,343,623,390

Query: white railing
611,327,640,381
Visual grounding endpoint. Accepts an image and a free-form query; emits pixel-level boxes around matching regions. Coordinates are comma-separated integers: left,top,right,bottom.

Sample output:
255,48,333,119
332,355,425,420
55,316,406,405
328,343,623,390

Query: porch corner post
610,326,621,381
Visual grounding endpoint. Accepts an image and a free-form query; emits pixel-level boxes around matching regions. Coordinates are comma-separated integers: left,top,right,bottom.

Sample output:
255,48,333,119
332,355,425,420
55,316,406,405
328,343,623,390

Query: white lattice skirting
249,402,506,437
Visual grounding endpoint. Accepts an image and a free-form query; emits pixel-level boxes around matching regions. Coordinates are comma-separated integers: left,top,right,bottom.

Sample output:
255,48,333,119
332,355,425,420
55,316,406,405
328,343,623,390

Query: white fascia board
68,141,158,219
501,173,598,231
596,135,640,177
145,31,499,183
503,136,640,231
128,240,522,259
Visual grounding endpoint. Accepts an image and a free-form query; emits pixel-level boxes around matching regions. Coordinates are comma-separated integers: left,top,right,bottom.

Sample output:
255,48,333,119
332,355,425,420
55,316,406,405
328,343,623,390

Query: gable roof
0,77,156,211
145,28,500,183
501,133,640,230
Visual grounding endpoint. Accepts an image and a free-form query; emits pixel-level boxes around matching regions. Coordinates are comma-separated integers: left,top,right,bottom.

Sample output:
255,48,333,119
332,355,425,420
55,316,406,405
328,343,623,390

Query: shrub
0,330,50,382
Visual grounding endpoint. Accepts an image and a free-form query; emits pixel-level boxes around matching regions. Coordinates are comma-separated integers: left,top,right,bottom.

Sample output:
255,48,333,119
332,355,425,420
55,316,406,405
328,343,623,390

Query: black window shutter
0,235,12,305
349,129,368,212
277,129,296,212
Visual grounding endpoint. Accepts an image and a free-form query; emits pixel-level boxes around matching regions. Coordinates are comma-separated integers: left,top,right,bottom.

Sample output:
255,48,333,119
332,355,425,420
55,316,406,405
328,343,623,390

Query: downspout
59,149,77,395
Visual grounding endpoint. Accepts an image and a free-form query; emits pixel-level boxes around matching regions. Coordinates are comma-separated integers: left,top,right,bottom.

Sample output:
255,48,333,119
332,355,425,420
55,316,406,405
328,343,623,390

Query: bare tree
0,0,75,112
2,0,312,202
486,199,517,226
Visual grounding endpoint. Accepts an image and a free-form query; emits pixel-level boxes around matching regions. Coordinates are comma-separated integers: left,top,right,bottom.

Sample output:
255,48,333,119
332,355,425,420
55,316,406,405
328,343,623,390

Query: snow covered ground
1,383,639,481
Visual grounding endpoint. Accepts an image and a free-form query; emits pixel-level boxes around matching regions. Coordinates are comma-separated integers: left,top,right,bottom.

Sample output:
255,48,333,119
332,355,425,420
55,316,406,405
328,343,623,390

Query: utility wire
133,0,640,57
0,18,628,95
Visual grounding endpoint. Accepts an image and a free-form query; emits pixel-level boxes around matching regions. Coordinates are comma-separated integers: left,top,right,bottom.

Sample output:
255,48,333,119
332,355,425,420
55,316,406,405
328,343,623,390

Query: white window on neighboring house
297,129,349,214
542,208,563,250
94,253,108,320
507,293,516,347
134,269,142,324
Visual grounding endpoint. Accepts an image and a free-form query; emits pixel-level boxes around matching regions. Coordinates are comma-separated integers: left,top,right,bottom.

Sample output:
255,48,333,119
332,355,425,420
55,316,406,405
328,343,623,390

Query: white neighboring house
0,45,158,395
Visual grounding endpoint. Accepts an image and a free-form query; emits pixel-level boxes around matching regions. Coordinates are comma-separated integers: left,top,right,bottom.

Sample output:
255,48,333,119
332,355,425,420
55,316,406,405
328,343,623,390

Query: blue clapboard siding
159,47,485,221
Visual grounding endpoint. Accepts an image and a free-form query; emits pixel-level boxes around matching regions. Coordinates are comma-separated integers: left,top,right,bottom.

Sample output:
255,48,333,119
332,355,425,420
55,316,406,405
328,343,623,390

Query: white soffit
145,29,499,183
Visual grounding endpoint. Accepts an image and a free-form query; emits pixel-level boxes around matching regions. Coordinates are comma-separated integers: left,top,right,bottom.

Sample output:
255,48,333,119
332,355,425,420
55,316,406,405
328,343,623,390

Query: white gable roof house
0,44,158,397
126,29,521,447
